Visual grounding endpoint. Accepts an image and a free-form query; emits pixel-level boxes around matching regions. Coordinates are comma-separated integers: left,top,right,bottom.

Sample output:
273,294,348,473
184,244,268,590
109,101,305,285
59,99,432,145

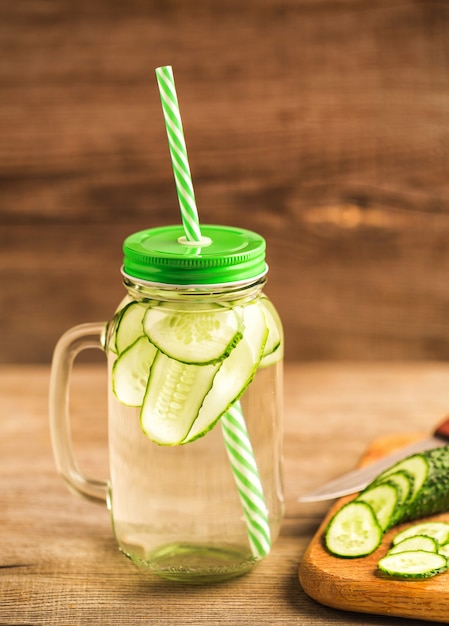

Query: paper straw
155,66,202,243
154,65,270,558
221,402,271,559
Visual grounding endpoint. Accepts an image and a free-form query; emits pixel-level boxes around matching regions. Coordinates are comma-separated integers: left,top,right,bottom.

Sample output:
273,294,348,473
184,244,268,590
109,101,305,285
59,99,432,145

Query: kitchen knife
299,415,449,502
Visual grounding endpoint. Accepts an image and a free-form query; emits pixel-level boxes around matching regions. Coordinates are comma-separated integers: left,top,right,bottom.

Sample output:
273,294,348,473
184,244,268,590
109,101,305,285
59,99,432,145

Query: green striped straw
220,402,271,559
155,66,202,243
155,65,271,559
221,402,271,558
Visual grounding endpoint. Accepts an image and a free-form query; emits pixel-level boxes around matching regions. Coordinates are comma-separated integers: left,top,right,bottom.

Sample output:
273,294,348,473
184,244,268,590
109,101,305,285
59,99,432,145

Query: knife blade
298,415,449,502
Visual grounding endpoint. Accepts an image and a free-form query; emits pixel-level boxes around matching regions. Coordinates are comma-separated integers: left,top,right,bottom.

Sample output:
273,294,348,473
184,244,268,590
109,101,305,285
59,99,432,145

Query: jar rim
121,266,268,290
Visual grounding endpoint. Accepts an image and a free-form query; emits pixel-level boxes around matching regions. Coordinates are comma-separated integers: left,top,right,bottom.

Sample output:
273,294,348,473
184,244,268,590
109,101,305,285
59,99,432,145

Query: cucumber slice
115,301,149,355
112,337,157,407
392,522,449,547
378,550,447,579
388,535,438,555
143,302,243,365
438,543,449,558
140,351,219,445
325,501,383,558
374,470,414,525
259,296,283,368
182,301,268,443
105,314,120,355
356,482,400,531
374,454,429,504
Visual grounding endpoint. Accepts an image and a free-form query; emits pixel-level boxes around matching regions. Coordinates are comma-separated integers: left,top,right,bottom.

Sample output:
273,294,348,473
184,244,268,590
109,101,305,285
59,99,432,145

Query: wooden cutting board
299,433,449,623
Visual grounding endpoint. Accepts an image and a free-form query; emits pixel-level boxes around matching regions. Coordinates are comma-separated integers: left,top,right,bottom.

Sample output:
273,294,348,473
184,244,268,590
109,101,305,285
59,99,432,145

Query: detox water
106,353,283,582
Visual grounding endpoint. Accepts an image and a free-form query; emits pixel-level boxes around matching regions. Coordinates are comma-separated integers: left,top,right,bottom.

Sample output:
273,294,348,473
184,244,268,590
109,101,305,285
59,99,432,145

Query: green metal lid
122,224,267,286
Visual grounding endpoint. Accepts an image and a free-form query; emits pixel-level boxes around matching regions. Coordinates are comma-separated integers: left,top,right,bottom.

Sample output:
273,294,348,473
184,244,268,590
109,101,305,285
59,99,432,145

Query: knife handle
434,415,449,440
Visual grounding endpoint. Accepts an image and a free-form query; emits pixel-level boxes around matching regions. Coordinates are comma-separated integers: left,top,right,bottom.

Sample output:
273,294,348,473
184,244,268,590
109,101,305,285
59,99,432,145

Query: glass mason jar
50,224,284,583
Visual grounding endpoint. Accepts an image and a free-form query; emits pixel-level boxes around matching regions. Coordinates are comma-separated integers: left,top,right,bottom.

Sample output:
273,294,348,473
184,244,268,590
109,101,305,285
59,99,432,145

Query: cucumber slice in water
143,302,243,365
140,351,220,445
112,336,157,407
438,543,449,558
183,301,268,443
115,301,149,355
114,300,268,446
259,296,283,368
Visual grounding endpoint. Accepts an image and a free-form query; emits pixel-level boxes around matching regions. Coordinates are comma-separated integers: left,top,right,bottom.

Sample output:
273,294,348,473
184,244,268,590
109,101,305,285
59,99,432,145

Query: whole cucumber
401,446,449,521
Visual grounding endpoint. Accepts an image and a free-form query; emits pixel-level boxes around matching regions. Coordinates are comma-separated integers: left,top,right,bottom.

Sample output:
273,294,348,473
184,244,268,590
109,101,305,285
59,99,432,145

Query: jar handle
49,322,108,504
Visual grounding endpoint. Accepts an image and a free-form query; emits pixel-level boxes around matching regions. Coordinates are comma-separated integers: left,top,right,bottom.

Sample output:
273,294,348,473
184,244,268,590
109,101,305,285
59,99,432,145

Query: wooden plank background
1,0,449,363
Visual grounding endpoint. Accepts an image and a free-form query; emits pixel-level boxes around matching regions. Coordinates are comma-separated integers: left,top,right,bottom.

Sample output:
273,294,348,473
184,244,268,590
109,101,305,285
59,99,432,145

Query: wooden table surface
2,362,449,625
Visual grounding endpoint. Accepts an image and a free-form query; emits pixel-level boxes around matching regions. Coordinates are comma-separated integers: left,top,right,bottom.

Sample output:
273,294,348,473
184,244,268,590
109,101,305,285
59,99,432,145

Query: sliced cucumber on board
356,482,401,531
324,500,383,558
376,522,449,579
324,445,449,559
387,534,439,555
373,454,429,506
378,550,448,579
392,521,449,547
372,470,413,526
